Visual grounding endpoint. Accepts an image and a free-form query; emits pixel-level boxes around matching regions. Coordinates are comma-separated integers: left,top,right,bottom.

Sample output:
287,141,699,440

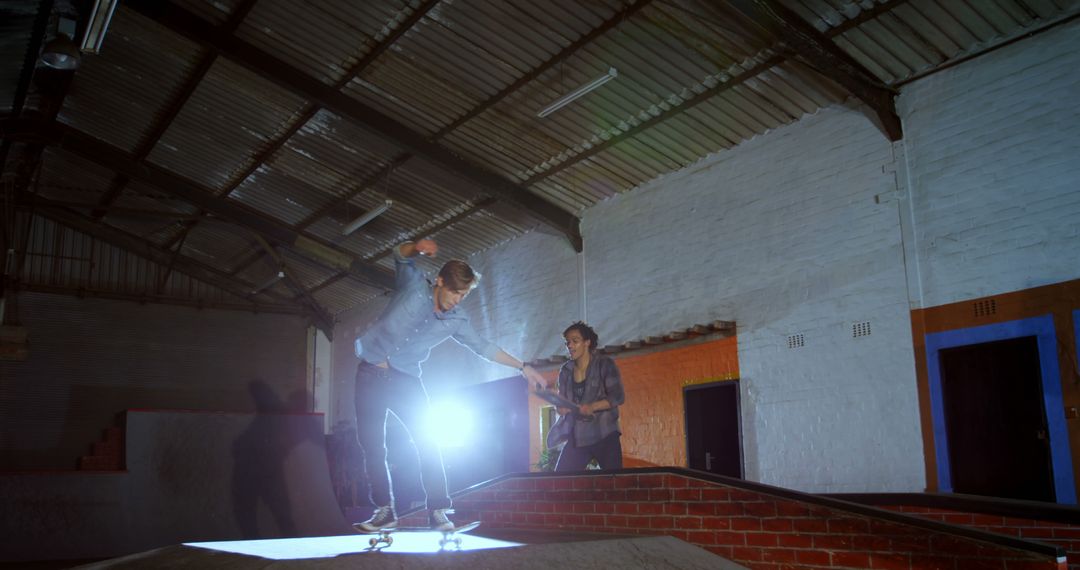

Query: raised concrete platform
1,410,351,563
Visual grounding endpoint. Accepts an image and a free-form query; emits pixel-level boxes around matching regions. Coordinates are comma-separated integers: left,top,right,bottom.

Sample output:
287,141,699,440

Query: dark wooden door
939,336,1055,502
685,381,742,478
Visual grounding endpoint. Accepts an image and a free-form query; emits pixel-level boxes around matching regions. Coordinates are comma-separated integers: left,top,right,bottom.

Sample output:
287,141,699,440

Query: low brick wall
406,469,1065,570
883,505,1080,570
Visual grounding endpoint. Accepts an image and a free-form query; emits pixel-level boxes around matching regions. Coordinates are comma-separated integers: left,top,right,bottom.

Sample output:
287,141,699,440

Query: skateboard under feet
355,520,482,549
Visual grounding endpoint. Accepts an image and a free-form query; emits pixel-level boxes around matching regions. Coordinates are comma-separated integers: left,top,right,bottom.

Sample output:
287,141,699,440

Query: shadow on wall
231,380,313,539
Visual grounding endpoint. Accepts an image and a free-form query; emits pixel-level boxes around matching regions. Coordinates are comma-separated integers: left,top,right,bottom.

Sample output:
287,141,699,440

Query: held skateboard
354,520,482,549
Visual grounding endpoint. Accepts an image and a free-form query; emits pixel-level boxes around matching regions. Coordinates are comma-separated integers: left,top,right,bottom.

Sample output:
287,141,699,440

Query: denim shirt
557,354,625,447
354,246,499,378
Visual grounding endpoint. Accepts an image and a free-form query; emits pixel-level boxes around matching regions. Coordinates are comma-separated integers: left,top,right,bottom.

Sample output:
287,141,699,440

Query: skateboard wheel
369,537,378,547
386,536,393,546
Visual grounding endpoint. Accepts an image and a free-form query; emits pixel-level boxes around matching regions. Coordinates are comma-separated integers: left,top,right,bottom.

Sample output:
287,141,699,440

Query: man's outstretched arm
493,350,547,387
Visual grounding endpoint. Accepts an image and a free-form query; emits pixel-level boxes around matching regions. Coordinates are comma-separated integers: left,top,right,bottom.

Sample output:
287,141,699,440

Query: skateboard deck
533,382,579,410
355,520,482,549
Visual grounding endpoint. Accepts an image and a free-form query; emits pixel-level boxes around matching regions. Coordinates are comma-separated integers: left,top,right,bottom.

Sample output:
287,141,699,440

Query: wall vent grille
787,334,804,348
974,299,997,317
853,321,872,338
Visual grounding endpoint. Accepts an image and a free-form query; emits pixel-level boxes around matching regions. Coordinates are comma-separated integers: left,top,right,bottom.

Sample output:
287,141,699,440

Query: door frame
683,379,743,478
925,313,1074,503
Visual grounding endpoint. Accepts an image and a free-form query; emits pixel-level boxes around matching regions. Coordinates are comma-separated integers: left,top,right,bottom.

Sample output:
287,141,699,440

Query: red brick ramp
0,409,352,563
436,468,1066,570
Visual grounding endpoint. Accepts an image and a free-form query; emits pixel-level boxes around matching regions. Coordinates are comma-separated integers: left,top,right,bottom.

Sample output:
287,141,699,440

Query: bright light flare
423,400,474,448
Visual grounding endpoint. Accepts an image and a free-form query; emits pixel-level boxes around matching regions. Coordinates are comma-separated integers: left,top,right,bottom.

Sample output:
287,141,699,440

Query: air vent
974,299,997,317
787,334,804,348
852,321,871,338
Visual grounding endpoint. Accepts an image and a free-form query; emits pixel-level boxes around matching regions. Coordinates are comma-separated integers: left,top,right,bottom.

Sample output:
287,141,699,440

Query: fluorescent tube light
537,67,618,118
341,199,393,236
80,0,120,54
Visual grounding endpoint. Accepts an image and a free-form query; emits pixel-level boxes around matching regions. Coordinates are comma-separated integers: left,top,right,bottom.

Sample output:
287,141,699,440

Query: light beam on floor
184,532,522,559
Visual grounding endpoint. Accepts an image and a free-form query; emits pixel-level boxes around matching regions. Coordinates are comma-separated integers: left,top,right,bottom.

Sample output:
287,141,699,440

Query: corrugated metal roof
58,8,203,153
4,0,1078,320
236,0,410,86
146,56,310,192
790,0,1080,85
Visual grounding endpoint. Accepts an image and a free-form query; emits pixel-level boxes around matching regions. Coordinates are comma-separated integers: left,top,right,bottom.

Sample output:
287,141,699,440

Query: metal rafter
125,0,583,251
3,118,397,291
304,272,348,297
16,194,299,309
7,67,75,234
249,232,335,339
155,224,190,294
0,0,54,178
228,249,267,277
724,0,902,140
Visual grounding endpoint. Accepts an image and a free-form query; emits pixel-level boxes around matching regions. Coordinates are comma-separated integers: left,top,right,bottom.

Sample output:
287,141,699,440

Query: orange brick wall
529,336,739,470
910,278,1080,491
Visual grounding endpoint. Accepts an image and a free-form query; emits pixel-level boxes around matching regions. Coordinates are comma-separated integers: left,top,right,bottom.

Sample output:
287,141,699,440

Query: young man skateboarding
353,238,545,532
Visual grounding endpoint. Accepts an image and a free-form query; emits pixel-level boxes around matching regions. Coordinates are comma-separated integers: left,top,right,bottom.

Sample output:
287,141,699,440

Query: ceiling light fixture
80,0,120,54
40,18,81,70
341,199,393,236
537,67,618,118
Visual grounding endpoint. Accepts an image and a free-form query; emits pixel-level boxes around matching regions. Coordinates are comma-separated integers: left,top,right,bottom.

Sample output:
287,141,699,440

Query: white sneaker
356,505,397,532
430,507,455,532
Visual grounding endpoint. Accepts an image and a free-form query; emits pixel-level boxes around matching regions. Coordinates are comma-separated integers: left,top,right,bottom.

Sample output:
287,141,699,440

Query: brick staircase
78,425,124,471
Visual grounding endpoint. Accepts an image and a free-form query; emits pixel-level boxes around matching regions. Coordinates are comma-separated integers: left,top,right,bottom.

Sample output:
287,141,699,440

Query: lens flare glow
423,400,473,448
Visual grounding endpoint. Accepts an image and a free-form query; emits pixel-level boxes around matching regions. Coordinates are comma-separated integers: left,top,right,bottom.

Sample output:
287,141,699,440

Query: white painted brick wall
898,19,1080,307
330,19,1080,494
436,105,924,493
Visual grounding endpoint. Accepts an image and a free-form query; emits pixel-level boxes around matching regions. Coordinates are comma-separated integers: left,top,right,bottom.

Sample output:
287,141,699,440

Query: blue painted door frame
925,314,1076,504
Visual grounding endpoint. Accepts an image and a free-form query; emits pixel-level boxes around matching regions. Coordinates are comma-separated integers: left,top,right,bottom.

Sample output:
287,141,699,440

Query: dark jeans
354,362,451,511
555,431,623,472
